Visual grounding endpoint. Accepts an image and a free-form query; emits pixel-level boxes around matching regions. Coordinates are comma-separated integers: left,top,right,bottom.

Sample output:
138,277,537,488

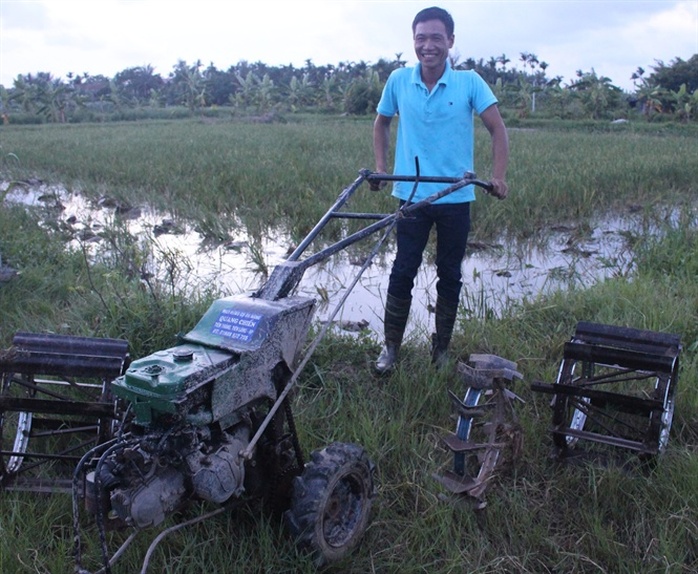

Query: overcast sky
1,0,696,92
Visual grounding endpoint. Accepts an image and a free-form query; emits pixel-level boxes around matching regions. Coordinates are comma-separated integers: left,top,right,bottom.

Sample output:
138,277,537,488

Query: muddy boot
431,296,459,368
375,294,411,374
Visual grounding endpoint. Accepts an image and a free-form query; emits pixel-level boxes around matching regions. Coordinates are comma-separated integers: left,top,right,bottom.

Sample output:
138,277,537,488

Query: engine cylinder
188,429,248,503
110,466,187,529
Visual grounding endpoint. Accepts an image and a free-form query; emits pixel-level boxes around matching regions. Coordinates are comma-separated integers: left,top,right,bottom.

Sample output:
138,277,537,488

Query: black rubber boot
374,294,411,374
431,296,459,368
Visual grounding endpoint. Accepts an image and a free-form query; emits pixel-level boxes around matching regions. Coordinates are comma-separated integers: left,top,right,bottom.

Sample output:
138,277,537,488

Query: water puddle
2,180,642,339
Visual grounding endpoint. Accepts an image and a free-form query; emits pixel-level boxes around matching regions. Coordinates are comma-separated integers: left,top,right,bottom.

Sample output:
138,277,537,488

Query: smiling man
372,6,509,373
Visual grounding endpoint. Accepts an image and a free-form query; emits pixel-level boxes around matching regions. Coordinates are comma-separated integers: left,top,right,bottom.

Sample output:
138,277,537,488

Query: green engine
112,293,316,428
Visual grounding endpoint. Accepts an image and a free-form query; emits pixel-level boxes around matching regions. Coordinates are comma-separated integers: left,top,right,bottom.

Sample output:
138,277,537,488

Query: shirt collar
411,62,453,87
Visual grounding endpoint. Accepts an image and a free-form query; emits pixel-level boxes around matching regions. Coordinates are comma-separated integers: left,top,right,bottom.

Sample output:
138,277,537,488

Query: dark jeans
387,201,471,305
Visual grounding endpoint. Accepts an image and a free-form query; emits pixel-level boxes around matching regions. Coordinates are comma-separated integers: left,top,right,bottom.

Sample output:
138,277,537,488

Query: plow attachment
433,354,524,508
0,332,130,492
531,321,681,459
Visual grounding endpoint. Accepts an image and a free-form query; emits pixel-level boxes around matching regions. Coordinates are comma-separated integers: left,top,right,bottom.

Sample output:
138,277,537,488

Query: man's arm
479,104,509,199
371,113,393,190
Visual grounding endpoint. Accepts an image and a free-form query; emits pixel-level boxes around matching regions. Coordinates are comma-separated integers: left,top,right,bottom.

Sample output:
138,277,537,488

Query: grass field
0,115,696,573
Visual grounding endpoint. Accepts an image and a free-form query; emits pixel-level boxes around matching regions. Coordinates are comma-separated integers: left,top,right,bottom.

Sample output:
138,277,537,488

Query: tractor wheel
551,357,589,452
285,442,375,566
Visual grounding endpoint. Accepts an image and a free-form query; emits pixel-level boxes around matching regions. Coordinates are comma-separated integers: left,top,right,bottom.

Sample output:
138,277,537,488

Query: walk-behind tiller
0,168,496,573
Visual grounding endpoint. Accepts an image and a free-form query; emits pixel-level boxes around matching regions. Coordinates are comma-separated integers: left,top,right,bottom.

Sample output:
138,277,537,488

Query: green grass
0,116,696,573
3,116,697,245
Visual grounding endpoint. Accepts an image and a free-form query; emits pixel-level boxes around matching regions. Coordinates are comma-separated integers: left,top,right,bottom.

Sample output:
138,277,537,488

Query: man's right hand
369,172,389,191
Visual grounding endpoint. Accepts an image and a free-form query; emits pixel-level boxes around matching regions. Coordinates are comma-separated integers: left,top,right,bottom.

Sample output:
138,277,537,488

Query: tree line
1,53,696,124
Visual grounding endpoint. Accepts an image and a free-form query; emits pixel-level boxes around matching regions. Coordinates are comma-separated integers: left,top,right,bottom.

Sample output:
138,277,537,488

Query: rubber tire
285,442,375,566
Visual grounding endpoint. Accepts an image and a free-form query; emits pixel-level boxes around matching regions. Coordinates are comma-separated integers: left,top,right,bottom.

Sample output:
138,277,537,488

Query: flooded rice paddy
3,180,643,339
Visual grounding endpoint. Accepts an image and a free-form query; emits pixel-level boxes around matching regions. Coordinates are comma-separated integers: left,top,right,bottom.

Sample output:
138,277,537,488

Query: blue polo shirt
376,63,497,204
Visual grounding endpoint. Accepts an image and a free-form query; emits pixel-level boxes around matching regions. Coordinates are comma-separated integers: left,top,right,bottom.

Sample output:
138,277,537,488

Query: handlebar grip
365,170,501,198
477,180,495,193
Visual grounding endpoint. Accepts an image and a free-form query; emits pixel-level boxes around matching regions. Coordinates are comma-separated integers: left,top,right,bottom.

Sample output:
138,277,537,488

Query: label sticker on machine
210,307,263,343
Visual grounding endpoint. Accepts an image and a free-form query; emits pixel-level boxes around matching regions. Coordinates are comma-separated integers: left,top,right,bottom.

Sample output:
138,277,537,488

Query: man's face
413,19,454,75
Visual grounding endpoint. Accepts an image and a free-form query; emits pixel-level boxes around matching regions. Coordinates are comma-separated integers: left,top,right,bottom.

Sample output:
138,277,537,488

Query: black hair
412,6,454,37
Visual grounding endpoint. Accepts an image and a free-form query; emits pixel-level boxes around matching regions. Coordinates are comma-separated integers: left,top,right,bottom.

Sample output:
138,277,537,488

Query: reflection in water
3,181,638,339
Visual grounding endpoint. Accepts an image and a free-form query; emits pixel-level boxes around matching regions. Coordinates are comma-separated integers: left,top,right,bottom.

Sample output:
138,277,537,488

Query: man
372,6,509,373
